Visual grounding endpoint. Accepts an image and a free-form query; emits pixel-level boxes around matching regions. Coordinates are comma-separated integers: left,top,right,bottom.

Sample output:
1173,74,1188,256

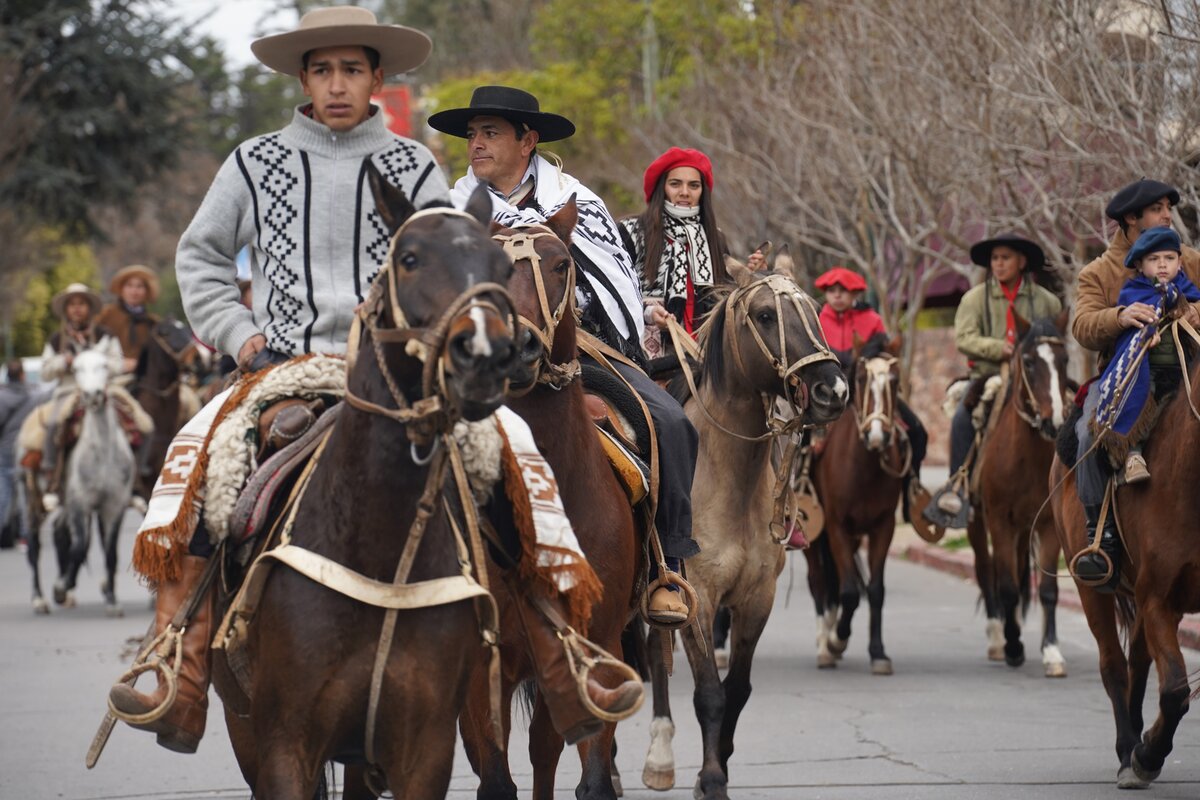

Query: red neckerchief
683,273,696,334
1000,276,1023,344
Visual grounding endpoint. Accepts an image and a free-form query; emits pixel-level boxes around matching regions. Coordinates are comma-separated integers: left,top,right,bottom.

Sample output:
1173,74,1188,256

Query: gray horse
44,344,136,615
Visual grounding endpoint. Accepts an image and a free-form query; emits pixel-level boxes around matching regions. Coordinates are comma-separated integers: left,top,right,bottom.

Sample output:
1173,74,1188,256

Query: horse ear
1013,309,1031,339
366,160,416,236
885,334,903,357
773,245,795,279
725,254,746,272
545,195,578,245
728,261,754,287
1054,306,1071,335
464,182,495,228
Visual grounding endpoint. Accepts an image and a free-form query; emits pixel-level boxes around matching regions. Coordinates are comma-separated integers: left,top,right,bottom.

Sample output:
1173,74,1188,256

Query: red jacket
819,304,886,351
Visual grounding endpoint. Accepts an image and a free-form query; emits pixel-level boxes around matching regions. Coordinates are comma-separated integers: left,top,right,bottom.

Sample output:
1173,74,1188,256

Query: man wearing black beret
1069,178,1200,591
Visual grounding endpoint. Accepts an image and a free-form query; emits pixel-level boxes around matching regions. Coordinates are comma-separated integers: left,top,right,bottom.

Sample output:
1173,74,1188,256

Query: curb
899,539,1200,652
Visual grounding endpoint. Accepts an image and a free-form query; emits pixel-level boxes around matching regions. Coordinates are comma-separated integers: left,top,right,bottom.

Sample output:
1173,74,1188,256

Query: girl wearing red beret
619,147,731,359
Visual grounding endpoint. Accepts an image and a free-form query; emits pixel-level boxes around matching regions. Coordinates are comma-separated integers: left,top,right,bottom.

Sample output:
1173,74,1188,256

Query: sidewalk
890,521,1200,651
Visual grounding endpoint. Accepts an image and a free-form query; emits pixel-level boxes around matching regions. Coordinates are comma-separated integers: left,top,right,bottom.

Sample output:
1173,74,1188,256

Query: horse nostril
812,383,834,405
450,332,474,365
519,331,543,364
492,338,516,366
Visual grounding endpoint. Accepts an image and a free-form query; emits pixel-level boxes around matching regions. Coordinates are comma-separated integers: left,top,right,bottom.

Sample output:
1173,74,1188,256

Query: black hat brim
970,236,1046,273
427,106,576,143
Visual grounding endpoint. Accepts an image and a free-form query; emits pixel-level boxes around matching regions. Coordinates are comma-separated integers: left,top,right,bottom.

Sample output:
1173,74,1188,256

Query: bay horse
805,341,906,675
47,343,135,616
1049,323,1200,789
132,317,197,498
211,173,522,798
971,311,1071,677
457,204,642,800
642,264,847,800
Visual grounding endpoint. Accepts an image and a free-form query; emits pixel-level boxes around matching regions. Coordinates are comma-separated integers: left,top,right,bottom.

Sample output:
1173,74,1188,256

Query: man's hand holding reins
1119,302,1158,330
238,333,267,370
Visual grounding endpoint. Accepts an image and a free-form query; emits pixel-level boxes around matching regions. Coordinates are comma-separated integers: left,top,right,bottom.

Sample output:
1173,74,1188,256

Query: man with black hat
429,86,700,625
928,234,1062,520
1069,179,1200,592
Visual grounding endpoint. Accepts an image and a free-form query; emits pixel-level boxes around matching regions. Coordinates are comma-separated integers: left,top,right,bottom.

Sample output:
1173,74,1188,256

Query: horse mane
666,281,738,405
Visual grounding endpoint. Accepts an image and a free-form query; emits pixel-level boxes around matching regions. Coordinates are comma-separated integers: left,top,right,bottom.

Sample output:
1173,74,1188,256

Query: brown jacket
1072,228,1200,370
95,302,159,362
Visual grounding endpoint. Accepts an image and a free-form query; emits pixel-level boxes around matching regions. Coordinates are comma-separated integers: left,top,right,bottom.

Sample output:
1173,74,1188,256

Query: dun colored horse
457,205,641,800
970,311,1071,677
1049,325,1200,789
805,342,906,674
641,264,847,800
212,174,521,798
132,318,197,498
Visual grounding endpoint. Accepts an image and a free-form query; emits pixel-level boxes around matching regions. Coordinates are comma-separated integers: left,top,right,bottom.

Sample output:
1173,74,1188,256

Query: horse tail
1114,593,1137,645
1019,547,1032,620
515,678,538,725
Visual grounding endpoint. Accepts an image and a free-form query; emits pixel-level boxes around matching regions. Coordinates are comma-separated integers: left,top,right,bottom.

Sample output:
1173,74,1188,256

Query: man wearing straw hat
97,265,161,373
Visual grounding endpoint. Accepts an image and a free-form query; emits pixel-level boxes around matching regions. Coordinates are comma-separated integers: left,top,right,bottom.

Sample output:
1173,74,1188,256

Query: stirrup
558,627,644,723
639,570,698,631
923,485,969,530
107,626,184,726
1069,547,1118,590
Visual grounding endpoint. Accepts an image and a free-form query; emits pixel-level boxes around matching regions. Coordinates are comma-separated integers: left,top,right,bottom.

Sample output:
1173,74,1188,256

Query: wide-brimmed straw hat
251,6,431,77
110,264,160,303
969,233,1046,273
427,85,576,143
51,283,102,319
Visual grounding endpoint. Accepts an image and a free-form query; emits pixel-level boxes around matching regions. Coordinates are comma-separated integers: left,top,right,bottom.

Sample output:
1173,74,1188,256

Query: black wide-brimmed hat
1105,178,1180,223
969,233,1046,272
427,86,576,143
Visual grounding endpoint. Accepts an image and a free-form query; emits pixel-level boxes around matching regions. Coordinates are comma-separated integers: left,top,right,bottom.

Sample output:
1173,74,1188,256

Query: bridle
853,354,911,478
492,225,581,393
1012,334,1065,439
343,208,518,447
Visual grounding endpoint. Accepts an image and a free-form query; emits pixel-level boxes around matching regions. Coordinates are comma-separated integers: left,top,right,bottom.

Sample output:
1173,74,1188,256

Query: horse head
1011,307,1072,439
365,163,518,422
853,335,903,451
74,343,117,410
711,260,847,425
493,198,579,392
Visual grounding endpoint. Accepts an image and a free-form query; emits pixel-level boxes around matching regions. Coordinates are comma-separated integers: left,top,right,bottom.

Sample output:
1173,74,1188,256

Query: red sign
372,85,413,137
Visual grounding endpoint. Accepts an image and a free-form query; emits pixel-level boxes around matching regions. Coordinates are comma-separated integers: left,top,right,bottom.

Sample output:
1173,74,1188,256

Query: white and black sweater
176,106,449,358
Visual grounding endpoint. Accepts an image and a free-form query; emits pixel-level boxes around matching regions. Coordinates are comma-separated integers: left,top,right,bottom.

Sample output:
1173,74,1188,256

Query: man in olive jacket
1071,179,1200,590
932,234,1061,520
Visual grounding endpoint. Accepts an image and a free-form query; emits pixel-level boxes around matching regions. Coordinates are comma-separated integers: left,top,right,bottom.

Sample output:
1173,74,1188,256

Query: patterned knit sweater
176,106,449,357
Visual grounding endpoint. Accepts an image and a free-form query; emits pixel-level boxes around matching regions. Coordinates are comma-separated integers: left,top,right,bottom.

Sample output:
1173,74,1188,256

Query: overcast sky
172,0,299,67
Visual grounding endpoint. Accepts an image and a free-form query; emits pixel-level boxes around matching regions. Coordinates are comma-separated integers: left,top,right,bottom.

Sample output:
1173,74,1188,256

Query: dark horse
805,340,906,675
132,317,197,498
971,311,1071,677
457,205,642,800
1049,323,1200,789
211,173,521,797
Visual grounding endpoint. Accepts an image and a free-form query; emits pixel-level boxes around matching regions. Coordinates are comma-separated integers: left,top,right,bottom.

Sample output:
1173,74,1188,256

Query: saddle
581,361,653,508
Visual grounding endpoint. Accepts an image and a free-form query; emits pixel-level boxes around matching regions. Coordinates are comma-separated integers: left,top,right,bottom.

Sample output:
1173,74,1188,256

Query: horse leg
1036,531,1065,678
575,722,619,800
1130,601,1190,785
529,689,567,800
642,626,676,791
805,539,838,668
681,604,728,800
828,527,859,656
458,666,518,800
968,510,1003,661
717,598,771,775
993,526,1026,668
54,507,88,607
1126,618,1150,742
99,506,125,617
26,503,48,614
251,738,323,799
865,526,892,675
1077,590,1141,786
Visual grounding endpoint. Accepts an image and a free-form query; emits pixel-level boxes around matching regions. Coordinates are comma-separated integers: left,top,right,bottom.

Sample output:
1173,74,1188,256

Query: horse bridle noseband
853,353,912,477
343,208,518,446
493,225,581,393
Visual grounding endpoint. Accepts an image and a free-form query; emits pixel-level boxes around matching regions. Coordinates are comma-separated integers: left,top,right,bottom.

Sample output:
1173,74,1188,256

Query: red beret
815,267,867,292
643,147,714,203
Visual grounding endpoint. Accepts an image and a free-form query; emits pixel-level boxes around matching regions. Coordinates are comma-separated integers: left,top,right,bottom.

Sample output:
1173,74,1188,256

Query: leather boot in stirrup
109,555,215,753
1075,504,1121,594
512,589,643,745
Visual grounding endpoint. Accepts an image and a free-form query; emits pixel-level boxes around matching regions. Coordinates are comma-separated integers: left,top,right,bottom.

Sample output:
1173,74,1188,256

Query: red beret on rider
643,147,714,203
815,267,868,293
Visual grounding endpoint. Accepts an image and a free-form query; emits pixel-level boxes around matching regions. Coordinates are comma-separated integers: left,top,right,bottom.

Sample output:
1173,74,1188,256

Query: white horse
47,343,135,615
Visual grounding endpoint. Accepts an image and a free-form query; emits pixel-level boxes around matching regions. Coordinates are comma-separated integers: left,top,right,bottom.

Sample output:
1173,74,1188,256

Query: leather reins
1012,334,1065,438
853,354,912,478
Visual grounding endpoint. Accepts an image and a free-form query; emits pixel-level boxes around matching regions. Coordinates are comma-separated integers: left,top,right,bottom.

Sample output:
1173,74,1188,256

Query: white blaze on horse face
1036,342,1064,427
73,350,110,396
467,306,493,358
833,375,848,401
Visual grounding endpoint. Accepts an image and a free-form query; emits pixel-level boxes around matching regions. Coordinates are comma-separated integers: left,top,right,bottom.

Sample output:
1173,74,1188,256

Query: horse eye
553,259,569,275
398,251,418,269
756,310,774,325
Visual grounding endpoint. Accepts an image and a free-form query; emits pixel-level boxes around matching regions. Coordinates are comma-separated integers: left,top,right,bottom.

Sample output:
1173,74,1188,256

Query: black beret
1105,178,1180,222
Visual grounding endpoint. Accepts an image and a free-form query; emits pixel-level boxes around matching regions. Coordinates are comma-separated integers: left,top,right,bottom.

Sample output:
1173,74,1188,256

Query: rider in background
931,234,1061,518
429,86,699,625
96,265,160,374
814,266,928,493
1070,180,1200,591
0,361,38,545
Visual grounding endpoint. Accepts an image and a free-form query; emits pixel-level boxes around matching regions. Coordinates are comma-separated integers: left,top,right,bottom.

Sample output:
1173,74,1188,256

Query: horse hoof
106,604,124,618
32,598,49,615
1043,661,1067,678
827,635,848,656
871,658,893,676
1131,749,1161,784
692,776,728,800
987,645,1005,661
817,652,837,669
1117,765,1151,789
63,592,77,609
610,767,623,797
53,582,67,606
713,647,729,670
642,765,675,791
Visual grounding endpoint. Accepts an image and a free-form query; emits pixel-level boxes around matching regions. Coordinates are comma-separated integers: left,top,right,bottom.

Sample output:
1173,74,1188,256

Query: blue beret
1124,226,1182,268
1106,179,1180,222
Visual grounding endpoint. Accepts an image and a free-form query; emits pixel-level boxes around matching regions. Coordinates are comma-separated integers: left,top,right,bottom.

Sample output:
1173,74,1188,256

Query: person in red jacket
814,267,928,506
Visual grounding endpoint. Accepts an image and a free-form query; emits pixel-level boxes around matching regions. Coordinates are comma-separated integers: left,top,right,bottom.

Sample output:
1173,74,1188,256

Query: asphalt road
1,512,1197,799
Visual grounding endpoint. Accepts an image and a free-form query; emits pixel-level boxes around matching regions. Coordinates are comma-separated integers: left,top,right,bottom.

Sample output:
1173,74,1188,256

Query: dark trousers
948,398,975,475
607,359,700,561
1074,383,1107,506
896,399,926,476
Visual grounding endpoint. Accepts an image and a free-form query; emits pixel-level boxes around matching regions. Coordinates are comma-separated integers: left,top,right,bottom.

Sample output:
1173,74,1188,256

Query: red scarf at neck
999,276,1023,344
